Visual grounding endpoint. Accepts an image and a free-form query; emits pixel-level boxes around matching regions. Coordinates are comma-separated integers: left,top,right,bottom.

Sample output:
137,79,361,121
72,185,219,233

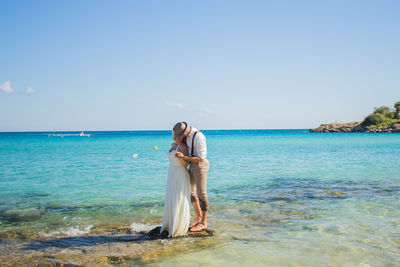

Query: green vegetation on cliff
362,101,400,127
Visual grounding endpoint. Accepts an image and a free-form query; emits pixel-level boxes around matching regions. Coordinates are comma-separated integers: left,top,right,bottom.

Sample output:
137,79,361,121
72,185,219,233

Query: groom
173,122,209,232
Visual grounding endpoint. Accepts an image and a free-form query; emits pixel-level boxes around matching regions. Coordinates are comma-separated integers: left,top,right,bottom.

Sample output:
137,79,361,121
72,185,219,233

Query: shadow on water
21,233,150,250
21,227,213,251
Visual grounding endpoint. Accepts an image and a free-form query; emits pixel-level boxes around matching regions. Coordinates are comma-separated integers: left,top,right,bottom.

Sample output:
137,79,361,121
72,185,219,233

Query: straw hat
173,122,188,138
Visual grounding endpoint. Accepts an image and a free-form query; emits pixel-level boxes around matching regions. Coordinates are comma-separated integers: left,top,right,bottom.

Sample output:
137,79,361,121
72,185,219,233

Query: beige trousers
189,159,209,211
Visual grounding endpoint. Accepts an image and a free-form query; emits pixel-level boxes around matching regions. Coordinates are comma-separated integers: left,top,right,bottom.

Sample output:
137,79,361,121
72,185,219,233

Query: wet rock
147,226,169,239
0,226,218,266
147,226,215,239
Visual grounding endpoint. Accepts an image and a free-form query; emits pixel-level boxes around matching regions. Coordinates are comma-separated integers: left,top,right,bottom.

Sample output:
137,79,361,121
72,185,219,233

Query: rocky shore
309,121,400,133
0,226,216,266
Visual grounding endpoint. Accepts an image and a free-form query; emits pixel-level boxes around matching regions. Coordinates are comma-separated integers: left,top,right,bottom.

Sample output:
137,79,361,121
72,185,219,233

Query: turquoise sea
0,130,399,266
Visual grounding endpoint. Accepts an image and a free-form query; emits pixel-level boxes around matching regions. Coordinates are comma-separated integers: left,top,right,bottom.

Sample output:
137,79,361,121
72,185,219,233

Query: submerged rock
0,208,45,222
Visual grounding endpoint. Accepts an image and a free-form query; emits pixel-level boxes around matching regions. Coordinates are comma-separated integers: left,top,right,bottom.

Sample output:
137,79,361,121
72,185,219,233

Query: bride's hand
175,152,184,158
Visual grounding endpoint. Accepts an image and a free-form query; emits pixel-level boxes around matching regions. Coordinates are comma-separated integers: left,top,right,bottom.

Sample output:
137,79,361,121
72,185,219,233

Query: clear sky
1,0,399,131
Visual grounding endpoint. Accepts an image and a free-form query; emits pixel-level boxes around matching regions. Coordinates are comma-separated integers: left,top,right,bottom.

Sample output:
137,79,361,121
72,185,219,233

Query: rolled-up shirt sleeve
195,133,207,159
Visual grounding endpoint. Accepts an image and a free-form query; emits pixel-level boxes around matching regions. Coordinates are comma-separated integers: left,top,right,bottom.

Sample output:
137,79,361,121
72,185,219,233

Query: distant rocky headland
310,101,400,133
310,121,400,133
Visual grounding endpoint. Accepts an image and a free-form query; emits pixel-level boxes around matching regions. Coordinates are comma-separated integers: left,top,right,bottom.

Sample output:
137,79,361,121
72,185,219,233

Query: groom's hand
175,152,184,158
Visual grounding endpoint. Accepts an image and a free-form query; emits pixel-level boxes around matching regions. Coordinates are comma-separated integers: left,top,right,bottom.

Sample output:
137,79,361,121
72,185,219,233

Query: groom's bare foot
189,218,201,228
190,223,207,232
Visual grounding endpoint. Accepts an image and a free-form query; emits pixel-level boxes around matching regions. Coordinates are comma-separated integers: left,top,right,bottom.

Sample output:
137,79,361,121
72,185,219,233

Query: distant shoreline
1,126,399,134
309,121,400,133
0,129,309,134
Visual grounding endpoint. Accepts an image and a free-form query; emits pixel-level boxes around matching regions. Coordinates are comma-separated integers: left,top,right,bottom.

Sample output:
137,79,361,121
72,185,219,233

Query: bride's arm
177,143,189,168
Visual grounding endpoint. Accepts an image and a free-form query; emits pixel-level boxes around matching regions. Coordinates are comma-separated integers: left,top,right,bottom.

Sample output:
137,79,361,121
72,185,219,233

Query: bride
160,131,191,237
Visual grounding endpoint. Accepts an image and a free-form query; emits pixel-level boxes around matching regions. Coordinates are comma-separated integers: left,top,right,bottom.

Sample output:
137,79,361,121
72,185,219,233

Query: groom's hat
173,122,188,137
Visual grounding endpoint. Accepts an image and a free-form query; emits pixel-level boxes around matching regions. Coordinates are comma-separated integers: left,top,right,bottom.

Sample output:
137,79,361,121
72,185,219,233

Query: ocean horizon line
0,128,310,134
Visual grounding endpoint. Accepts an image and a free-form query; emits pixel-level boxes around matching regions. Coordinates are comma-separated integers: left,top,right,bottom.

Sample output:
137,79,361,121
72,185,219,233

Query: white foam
40,225,93,237
129,222,155,232
150,207,158,214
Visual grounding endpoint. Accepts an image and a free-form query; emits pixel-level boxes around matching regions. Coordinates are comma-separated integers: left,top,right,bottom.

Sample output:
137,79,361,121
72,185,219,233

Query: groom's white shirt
186,127,207,159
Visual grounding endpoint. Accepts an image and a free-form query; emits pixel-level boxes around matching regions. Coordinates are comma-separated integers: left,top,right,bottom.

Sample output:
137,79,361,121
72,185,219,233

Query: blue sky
1,0,399,131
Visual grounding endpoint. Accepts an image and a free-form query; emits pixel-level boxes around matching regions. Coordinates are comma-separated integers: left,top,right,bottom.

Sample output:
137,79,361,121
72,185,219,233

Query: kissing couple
160,122,210,237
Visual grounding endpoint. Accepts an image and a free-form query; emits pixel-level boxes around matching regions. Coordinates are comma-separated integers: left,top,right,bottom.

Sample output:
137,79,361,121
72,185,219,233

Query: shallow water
0,130,399,266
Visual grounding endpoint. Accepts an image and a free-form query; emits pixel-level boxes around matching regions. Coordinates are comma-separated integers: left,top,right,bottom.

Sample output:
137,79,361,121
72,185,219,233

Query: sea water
0,130,399,266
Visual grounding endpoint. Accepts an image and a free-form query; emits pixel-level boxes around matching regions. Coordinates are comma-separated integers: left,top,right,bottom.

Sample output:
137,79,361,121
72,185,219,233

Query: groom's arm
175,132,206,163
175,152,204,163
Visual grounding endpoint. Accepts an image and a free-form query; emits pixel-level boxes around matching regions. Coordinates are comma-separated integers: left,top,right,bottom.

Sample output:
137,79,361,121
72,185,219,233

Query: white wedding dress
160,144,191,237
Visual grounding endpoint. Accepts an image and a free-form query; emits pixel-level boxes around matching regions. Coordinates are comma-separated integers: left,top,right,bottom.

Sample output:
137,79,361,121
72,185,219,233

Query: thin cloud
26,86,37,94
195,109,214,117
0,81,15,94
165,101,186,109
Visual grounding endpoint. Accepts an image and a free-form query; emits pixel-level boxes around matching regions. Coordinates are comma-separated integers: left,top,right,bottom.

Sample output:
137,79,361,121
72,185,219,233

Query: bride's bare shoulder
169,142,178,152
